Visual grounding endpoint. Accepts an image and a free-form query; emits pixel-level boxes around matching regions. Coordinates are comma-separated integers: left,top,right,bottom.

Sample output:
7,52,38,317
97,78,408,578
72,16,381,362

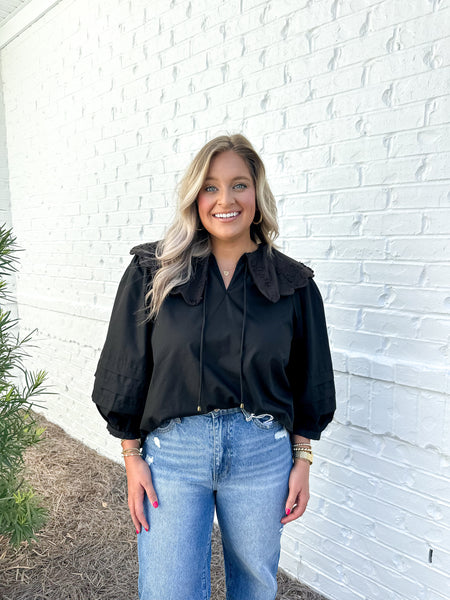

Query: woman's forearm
291,434,311,445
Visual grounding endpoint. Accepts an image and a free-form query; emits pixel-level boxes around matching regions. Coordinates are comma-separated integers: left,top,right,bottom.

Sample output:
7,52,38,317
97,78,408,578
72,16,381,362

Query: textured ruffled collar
130,240,314,305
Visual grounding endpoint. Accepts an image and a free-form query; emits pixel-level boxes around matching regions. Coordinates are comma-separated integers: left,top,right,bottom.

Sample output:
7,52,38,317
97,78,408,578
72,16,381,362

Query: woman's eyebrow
204,176,252,183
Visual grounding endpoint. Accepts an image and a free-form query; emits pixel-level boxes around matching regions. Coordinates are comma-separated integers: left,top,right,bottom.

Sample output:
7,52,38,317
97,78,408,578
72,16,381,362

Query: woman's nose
217,188,234,205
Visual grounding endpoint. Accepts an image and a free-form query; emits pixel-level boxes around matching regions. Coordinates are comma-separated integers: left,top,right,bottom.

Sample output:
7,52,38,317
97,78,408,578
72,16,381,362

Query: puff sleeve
91,254,153,439
286,279,336,439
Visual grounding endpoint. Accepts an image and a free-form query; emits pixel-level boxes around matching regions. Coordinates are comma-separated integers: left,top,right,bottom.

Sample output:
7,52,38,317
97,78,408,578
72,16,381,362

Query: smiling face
197,151,256,251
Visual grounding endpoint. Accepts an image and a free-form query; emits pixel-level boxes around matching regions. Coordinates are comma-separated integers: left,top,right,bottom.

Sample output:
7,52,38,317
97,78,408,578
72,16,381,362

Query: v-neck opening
210,253,246,292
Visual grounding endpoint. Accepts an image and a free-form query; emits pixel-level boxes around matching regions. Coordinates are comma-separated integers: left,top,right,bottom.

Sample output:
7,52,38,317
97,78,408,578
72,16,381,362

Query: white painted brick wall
0,71,9,221
1,1,449,599
0,68,18,322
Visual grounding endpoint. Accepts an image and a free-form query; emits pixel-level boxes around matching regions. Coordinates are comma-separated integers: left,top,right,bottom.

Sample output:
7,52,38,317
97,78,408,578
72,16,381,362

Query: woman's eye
204,183,247,192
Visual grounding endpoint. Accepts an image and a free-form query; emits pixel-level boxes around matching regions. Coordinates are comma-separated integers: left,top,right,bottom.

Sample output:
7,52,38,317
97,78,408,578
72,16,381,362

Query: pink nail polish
136,529,139,534
285,508,291,516
144,526,149,532
153,501,159,508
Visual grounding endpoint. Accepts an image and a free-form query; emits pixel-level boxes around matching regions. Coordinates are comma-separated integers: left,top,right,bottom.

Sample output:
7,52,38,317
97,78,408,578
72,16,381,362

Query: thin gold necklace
216,243,258,277
218,263,235,277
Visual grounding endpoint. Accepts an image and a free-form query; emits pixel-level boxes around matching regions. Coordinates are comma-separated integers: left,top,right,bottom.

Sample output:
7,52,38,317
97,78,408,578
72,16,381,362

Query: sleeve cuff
106,422,140,440
291,427,323,440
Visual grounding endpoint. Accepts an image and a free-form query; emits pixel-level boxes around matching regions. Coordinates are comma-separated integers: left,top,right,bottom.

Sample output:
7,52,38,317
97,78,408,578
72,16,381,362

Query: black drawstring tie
239,262,248,409
197,277,207,412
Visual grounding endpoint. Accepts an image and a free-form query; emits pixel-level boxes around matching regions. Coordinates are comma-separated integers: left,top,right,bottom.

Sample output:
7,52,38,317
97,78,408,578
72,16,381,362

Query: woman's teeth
213,212,240,219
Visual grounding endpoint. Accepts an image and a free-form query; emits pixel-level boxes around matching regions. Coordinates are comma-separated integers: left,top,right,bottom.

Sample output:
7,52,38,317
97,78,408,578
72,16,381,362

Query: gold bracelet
292,449,313,465
121,448,142,457
293,448,313,456
292,450,313,464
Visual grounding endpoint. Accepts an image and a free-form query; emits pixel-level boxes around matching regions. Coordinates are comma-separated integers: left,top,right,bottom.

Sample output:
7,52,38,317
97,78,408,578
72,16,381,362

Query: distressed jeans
137,407,293,600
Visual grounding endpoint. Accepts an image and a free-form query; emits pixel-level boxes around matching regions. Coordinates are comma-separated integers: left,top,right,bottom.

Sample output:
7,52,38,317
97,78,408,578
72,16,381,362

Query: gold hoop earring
252,211,263,225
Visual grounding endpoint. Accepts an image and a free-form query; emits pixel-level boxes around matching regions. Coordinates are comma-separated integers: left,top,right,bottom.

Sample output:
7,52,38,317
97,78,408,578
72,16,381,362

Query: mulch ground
0,413,327,600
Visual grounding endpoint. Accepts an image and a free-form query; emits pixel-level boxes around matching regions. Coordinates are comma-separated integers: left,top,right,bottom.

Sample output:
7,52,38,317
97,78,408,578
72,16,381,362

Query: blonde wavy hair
146,134,279,319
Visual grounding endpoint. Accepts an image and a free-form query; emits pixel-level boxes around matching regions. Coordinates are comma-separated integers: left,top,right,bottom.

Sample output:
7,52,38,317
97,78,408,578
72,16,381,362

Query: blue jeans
137,407,293,600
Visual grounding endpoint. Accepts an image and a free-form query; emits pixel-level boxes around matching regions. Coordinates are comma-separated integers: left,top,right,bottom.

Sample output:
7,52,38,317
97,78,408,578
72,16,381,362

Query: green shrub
0,224,53,546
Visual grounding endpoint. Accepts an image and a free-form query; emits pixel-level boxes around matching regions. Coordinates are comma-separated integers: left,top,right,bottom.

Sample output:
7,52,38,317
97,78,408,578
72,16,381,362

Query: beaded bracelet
292,444,312,452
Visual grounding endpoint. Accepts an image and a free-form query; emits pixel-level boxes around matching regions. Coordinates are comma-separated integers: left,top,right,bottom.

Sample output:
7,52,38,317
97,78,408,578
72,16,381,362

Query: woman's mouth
213,211,241,221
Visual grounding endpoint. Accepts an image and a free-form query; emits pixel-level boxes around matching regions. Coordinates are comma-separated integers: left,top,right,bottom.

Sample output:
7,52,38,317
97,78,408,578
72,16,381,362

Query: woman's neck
210,238,258,265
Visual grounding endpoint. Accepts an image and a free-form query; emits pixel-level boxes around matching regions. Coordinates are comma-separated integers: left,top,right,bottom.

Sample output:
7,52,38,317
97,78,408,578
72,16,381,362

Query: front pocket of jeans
153,417,181,434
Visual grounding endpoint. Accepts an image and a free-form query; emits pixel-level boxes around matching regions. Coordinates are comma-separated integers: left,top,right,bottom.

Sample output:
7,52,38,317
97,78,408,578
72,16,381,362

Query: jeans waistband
203,407,243,417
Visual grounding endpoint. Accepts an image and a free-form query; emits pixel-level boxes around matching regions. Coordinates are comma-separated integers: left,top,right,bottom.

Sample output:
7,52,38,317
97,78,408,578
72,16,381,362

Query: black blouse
91,241,336,441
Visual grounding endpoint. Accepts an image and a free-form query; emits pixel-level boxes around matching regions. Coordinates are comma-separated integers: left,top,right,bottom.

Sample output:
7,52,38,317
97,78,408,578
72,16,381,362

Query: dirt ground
0,414,327,600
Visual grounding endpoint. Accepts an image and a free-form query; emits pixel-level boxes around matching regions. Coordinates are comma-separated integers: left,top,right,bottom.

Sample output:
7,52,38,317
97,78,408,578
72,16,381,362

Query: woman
92,134,336,600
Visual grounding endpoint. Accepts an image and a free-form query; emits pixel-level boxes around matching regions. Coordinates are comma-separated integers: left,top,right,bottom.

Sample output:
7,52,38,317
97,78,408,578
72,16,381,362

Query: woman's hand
280,459,310,524
124,456,159,533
